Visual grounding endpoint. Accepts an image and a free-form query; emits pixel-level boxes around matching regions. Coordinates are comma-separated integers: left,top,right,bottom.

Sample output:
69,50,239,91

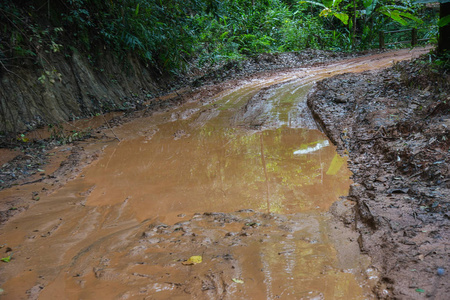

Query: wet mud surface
0,47,434,299
308,55,449,298
21,210,371,299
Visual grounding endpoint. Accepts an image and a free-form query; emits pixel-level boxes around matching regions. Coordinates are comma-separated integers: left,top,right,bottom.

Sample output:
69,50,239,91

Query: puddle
82,126,350,219
0,48,430,299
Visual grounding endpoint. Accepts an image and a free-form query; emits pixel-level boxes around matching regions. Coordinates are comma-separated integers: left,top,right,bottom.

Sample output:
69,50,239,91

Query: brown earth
307,55,449,299
0,47,445,299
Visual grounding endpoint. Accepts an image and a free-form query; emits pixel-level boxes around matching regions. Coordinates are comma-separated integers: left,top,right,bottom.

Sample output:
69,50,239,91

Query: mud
0,47,435,299
308,54,449,298
12,210,372,300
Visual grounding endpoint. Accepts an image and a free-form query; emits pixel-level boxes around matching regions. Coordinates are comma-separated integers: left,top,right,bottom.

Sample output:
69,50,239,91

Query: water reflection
85,123,351,219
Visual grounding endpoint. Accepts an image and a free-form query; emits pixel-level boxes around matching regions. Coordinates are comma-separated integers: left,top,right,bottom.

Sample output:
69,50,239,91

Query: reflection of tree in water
192,125,352,213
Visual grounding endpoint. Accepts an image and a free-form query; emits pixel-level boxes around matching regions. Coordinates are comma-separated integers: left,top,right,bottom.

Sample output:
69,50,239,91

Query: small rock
376,176,388,182
387,188,409,194
147,238,160,244
142,231,154,238
32,191,40,201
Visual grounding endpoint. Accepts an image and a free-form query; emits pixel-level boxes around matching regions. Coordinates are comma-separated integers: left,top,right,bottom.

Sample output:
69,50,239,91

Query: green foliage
0,0,441,73
301,0,440,50
432,49,450,69
300,0,349,24
61,0,202,72
438,14,450,26
378,4,423,26
191,0,357,62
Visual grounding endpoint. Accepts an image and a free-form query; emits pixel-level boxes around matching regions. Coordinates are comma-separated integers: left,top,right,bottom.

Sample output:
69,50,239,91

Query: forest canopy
0,0,442,74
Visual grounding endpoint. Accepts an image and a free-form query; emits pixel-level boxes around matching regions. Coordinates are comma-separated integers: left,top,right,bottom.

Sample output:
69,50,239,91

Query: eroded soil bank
0,48,356,134
308,55,449,298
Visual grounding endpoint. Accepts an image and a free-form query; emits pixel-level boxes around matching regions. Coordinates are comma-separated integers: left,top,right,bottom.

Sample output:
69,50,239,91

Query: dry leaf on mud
182,255,202,265
232,278,244,284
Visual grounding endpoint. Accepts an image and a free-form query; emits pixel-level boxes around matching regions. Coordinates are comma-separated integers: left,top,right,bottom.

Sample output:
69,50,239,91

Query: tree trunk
439,2,450,52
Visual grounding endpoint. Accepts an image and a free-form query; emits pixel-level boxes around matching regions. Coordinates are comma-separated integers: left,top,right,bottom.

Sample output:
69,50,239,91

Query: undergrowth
0,0,439,76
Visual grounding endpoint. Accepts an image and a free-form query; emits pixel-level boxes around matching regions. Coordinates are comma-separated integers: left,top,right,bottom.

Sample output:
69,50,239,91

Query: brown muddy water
0,48,430,299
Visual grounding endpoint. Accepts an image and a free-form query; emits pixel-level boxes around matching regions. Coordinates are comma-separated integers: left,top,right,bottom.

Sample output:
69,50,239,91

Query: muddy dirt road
0,47,430,299
308,51,449,299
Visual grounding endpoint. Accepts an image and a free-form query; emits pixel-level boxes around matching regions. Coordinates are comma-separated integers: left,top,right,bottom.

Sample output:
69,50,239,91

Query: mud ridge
0,145,100,224
307,57,449,298
231,80,296,129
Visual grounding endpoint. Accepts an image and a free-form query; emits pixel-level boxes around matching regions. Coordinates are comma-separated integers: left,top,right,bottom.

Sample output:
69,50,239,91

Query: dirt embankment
0,48,362,135
307,57,449,298
0,51,169,133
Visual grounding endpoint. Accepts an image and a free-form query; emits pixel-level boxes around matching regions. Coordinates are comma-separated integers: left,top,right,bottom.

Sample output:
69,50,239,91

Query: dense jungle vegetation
0,0,446,75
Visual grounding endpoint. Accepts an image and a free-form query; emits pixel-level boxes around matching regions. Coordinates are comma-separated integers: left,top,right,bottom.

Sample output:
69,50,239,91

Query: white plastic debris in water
294,140,329,155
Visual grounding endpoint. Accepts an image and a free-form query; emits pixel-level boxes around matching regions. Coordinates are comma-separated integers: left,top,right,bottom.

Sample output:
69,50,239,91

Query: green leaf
323,0,333,7
232,278,244,284
363,0,377,15
220,31,229,40
1,256,11,263
396,11,424,24
438,15,450,27
333,0,345,7
383,5,410,11
333,12,349,25
416,288,425,293
135,3,140,16
381,10,407,26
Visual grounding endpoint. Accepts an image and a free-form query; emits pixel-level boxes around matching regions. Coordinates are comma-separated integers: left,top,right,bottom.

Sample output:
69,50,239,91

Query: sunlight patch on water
294,140,330,155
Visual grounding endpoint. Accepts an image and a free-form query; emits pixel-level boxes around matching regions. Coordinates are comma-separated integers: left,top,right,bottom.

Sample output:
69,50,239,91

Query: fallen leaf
182,255,202,265
1,256,11,263
415,288,425,293
232,278,244,284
